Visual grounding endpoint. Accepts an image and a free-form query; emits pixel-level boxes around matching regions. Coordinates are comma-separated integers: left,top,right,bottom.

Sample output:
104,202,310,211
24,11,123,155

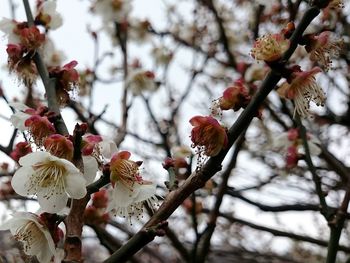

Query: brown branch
22,0,68,135
199,0,236,68
213,210,350,254
297,117,331,219
195,133,245,263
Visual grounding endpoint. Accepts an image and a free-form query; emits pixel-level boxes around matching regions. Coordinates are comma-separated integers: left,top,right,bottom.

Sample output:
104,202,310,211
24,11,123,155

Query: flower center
111,159,139,188
15,221,45,254
30,160,67,198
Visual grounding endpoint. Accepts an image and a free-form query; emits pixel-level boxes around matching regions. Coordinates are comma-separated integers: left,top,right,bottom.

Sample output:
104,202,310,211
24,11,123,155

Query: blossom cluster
250,15,343,118
1,101,159,262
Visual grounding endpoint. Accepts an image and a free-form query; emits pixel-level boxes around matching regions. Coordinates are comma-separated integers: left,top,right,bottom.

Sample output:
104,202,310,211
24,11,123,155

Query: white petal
11,166,36,196
9,102,30,111
133,184,157,203
19,151,51,166
0,18,14,34
99,140,118,159
308,141,322,156
106,183,134,212
272,133,289,149
0,217,28,232
36,243,54,263
33,219,56,257
37,191,68,213
10,111,30,131
82,156,98,184
64,173,87,199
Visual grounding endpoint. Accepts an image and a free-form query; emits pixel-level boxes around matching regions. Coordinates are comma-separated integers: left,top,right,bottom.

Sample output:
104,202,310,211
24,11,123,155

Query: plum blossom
127,69,158,95
49,61,80,104
44,134,74,161
43,39,67,67
278,67,325,118
0,18,20,44
216,80,251,111
107,151,158,220
128,19,151,43
92,0,131,23
10,102,56,145
328,0,344,9
273,128,321,169
35,0,63,30
107,182,158,220
251,33,290,62
305,31,343,71
0,212,57,263
190,116,228,157
152,45,173,66
11,151,87,213
10,141,32,162
109,151,142,188
44,134,98,184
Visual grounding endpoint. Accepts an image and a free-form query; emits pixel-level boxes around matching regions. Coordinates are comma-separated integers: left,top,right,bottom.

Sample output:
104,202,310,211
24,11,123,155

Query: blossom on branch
49,61,80,104
11,151,87,213
10,141,32,162
304,31,344,71
277,67,325,118
273,128,321,169
108,151,158,220
10,102,56,145
190,116,228,157
251,33,290,62
127,69,158,95
327,0,345,9
92,0,131,23
107,182,158,220
35,0,63,30
44,134,74,161
217,80,251,111
0,212,57,263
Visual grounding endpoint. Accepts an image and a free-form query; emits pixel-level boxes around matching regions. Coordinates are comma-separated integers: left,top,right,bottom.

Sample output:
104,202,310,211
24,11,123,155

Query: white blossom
0,212,57,263
126,69,157,95
38,1,63,30
0,18,20,44
12,152,87,213
93,0,131,23
107,182,158,220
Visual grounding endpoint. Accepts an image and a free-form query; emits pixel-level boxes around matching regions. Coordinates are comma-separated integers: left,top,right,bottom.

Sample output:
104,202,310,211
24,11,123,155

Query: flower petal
11,166,36,196
107,183,134,212
10,111,30,131
64,173,87,199
37,191,68,213
133,184,157,203
19,151,50,166
99,139,118,159
82,156,98,184
37,244,54,263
